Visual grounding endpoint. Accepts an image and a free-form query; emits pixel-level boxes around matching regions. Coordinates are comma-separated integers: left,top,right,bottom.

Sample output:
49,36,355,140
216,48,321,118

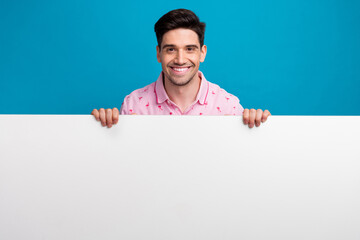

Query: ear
156,45,161,63
200,45,207,62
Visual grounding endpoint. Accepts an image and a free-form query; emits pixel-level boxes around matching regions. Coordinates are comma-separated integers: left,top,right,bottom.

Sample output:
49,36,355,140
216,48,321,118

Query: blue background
1,0,359,115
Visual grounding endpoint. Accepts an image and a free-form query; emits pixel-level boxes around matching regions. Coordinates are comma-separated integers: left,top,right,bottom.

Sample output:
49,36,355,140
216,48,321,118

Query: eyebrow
162,44,199,49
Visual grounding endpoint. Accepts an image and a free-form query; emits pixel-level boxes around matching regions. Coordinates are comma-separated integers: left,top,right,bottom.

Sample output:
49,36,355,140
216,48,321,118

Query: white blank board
0,115,360,240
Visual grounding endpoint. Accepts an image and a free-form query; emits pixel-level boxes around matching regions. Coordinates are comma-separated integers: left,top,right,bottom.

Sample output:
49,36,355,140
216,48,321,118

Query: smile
170,66,191,75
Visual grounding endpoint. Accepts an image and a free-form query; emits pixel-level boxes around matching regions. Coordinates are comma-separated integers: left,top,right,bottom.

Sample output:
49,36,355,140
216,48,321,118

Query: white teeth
172,67,189,72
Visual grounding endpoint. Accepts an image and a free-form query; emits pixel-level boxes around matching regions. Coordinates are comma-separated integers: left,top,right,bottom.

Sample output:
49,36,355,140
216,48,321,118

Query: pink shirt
120,71,244,115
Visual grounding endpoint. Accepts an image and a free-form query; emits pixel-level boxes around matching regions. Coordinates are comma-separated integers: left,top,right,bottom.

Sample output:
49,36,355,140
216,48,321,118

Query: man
92,9,271,128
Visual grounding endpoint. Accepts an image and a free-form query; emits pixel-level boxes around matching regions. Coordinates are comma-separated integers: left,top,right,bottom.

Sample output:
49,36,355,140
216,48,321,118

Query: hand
91,108,119,128
243,109,271,128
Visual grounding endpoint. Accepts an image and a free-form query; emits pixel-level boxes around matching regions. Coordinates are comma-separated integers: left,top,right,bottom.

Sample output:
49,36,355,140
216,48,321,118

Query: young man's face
156,28,207,86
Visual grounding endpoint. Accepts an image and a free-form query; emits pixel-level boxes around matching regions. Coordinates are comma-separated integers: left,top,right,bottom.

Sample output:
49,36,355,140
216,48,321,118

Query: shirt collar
154,70,209,105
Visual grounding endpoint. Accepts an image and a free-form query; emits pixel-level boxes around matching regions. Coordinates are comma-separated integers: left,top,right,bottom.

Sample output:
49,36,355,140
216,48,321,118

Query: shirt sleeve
120,96,129,115
237,101,245,115
231,97,244,115
120,94,138,115
223,93,244,116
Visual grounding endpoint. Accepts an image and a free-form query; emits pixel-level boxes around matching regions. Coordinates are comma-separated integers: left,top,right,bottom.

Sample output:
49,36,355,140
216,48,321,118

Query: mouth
169,66,192,75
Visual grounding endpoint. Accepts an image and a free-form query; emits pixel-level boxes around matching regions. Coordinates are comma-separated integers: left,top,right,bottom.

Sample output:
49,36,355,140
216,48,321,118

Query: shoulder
206,80,243,115
130,81,154,96
121,82,156,114
126,81,157,102
207,81,240,103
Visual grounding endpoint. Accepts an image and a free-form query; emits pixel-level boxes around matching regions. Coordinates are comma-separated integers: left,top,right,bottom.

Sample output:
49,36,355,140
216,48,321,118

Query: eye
167,48,175,52
187,47,195,51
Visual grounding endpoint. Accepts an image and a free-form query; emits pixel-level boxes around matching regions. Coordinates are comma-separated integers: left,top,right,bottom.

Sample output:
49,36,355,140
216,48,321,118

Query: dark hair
154,9,206,49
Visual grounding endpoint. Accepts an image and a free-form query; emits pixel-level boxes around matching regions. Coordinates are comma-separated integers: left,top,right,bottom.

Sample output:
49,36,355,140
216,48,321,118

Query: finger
249,109,256,128
112,108,119,124
99,108,106,127
255,109,263,127
106,108,113,128
262,110,271,122
91,109,100,121
243,109,250,125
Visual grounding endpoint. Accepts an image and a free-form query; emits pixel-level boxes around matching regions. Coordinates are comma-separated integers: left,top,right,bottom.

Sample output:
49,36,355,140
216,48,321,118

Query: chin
169,77,192,87
172,72,198,85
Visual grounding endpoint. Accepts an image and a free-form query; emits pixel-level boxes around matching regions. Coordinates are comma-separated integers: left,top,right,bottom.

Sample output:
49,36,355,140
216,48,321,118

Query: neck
163,72,201,112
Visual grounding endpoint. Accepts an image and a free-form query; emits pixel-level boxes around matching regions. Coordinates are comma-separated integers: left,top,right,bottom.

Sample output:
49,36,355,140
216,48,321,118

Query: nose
174,49,186,65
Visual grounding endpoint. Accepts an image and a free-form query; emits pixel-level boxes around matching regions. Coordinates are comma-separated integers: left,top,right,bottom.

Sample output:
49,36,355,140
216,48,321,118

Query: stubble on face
163,68,197,87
